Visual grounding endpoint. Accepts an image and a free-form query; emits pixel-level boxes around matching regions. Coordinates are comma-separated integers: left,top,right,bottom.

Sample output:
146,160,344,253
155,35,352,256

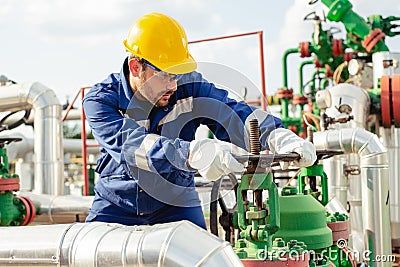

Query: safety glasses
143,60,183,82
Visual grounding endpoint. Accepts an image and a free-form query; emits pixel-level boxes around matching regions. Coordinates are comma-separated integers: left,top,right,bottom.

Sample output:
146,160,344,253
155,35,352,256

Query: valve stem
249,119,261,155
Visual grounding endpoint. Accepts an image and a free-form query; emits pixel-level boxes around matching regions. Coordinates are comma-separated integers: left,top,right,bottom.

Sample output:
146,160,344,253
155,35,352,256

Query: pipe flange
242,253,309,267
392,74,400,127
325,64,333,77
314,58,323,68
292,95,308,105
380,75,392,127
276,89,293,99
332,39,343,56
362,28,385,53
328,221,349,242
0,178,20,192
300,41,311,57
14,196,36,226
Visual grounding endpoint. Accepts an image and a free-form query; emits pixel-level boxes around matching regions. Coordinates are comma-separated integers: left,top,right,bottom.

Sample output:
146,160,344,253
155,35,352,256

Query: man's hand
188,139,247,181
268,128,317,169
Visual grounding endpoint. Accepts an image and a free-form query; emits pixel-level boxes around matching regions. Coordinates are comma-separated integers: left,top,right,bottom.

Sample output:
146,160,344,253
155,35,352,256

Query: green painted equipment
274,186,333,250
233,172,280,259
297,150,343,206
0,138,36,226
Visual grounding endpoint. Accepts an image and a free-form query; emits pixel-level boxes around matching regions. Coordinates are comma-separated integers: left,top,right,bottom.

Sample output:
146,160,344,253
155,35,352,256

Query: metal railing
189,31,267,110
62,86,97,196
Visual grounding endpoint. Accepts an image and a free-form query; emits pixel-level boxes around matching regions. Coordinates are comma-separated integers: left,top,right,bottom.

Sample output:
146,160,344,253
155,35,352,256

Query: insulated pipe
314,128,391,267
19,192,93,224
323,155,348,207
0,221,243,267
324,83,370,129
3,134,99,159
381,127,400,245
1,109,82,125
0,82,63,195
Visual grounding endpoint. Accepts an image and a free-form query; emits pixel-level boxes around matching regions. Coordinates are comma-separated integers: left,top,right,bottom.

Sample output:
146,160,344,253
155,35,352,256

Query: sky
1,0,400,105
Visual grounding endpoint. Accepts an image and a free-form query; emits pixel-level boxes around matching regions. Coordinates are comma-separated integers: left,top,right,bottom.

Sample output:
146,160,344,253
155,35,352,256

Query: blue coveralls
83,58,283,228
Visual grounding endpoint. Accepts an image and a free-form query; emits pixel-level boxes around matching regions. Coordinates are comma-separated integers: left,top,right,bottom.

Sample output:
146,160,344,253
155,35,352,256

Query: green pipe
311,69,326,89
266,182,280,234
299,60,314,96
322,0,389,52
320,78,330,89
298,165,329,205
282,48,300,88
281,98,289,119
321,171,329,206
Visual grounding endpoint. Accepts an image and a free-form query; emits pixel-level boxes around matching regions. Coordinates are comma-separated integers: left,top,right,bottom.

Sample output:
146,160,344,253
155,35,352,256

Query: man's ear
128,58,141,77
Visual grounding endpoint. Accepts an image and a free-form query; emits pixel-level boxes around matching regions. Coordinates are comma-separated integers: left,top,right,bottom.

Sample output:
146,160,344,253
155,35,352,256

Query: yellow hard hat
123,12,197,74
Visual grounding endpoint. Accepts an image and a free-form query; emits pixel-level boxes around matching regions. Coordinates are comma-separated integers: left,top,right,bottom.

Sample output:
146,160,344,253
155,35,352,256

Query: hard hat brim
155,54,197,75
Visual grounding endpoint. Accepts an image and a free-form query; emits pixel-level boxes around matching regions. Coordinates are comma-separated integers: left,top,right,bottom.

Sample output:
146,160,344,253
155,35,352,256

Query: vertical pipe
34,104,64,195
381,127,400,245
299,60,314,96
281,98,289,119
81,88,89,196
282,48,300,88
258,32,267,111
314,128,391,267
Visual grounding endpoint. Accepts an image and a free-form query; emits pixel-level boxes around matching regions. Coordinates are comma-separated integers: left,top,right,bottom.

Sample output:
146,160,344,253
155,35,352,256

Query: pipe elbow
314,128,388,166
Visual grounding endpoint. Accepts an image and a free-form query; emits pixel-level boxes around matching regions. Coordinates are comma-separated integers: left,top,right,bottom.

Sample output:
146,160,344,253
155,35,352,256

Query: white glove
268,128,317,169
188,139,247,181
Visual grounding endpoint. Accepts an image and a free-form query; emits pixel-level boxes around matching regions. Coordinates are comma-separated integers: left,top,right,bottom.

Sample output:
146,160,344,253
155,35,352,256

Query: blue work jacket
83,58,283,216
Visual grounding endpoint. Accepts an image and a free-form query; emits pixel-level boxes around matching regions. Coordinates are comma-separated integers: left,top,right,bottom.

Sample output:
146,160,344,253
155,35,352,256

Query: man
83,12,317,229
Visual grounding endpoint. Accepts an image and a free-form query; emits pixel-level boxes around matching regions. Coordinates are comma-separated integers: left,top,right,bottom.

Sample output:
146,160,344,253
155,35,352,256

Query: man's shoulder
86,73,121,97
83,73,122,107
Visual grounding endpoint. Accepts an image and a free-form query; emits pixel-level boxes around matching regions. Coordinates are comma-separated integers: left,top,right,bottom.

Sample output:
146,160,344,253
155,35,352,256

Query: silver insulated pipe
0,221,243,267
314,128,391,267
19,192,93,224
0,82,63,195
380,127,400,246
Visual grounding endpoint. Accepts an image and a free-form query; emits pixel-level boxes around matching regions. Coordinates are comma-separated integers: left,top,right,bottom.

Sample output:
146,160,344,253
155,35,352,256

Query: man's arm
83,86,193,177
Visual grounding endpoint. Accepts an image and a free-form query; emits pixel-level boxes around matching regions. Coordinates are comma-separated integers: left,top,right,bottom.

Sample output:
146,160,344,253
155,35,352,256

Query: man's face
136,62,180,108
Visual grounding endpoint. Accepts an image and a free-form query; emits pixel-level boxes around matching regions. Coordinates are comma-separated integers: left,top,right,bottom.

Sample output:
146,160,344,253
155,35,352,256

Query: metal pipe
282,48,300,88
314,128,391,267
80,88,89,196
2,109,82,125
372,52,400,89
380,126,400,246
258,31,267,110
346,153,364,253
0,82,63,195
324,83,370,129
299,60,314,96
0,221,243,267
4,134,99,158
323,155,348,207
19,192,93,224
